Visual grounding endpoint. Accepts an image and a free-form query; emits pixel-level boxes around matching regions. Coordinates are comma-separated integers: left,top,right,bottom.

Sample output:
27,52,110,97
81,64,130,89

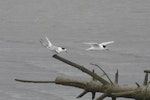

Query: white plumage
40,36,67,54
84,41,114,51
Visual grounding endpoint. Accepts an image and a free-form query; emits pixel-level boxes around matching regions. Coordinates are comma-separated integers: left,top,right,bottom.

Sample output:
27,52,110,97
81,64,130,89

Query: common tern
84,41,114,51
40,36,67,54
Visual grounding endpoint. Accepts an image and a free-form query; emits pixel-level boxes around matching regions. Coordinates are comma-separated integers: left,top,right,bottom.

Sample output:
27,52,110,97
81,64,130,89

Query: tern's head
61,47,67,52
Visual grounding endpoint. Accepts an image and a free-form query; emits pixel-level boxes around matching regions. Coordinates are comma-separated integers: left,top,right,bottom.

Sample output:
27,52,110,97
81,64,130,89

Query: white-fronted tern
40,36,67,54
84,41,114,51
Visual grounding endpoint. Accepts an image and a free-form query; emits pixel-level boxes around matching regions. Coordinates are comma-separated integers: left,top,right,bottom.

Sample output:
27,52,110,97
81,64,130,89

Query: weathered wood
52,55,150,100
90,63,113,84
96,93,107,100
143,73,148,86
15,55,150,100
15,79,54,83
115,69,118,84
112,97,116,100
15,76,140,99
15,74,150,100
144,70,150,73
53,55,110,85
76,90,88,98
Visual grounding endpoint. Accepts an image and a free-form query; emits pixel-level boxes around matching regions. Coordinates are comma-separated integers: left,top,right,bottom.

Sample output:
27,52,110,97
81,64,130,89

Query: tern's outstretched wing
101,41,114,46
45,36,52,47
40,39,58,54
40,39,49,48
83,42,100,47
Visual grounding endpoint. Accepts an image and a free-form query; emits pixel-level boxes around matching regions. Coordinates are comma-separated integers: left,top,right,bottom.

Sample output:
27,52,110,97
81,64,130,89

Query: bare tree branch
96,93,107,100
15,79,54,83
76,90,88,98
90,63,113,84
115,69,118,84
15,55,150,100
52,55,110,85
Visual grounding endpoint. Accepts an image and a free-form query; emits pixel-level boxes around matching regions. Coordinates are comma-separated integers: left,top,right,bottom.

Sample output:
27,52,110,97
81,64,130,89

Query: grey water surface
0,0,150,100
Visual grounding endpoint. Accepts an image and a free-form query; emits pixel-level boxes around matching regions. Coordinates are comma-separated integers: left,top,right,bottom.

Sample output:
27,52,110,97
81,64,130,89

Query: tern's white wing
40,39,49,48
45,36,52,47
84,42,100,47
101,41,114,46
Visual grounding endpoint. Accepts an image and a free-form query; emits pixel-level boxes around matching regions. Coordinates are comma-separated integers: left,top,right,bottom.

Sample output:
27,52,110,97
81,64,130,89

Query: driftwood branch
15,79,54,83
90,63,113,84
15,55,150,100
52,55,109,85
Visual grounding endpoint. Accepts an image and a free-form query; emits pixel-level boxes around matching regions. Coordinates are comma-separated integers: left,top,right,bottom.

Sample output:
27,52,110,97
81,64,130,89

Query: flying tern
40,36,67,54
84,41,114,51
